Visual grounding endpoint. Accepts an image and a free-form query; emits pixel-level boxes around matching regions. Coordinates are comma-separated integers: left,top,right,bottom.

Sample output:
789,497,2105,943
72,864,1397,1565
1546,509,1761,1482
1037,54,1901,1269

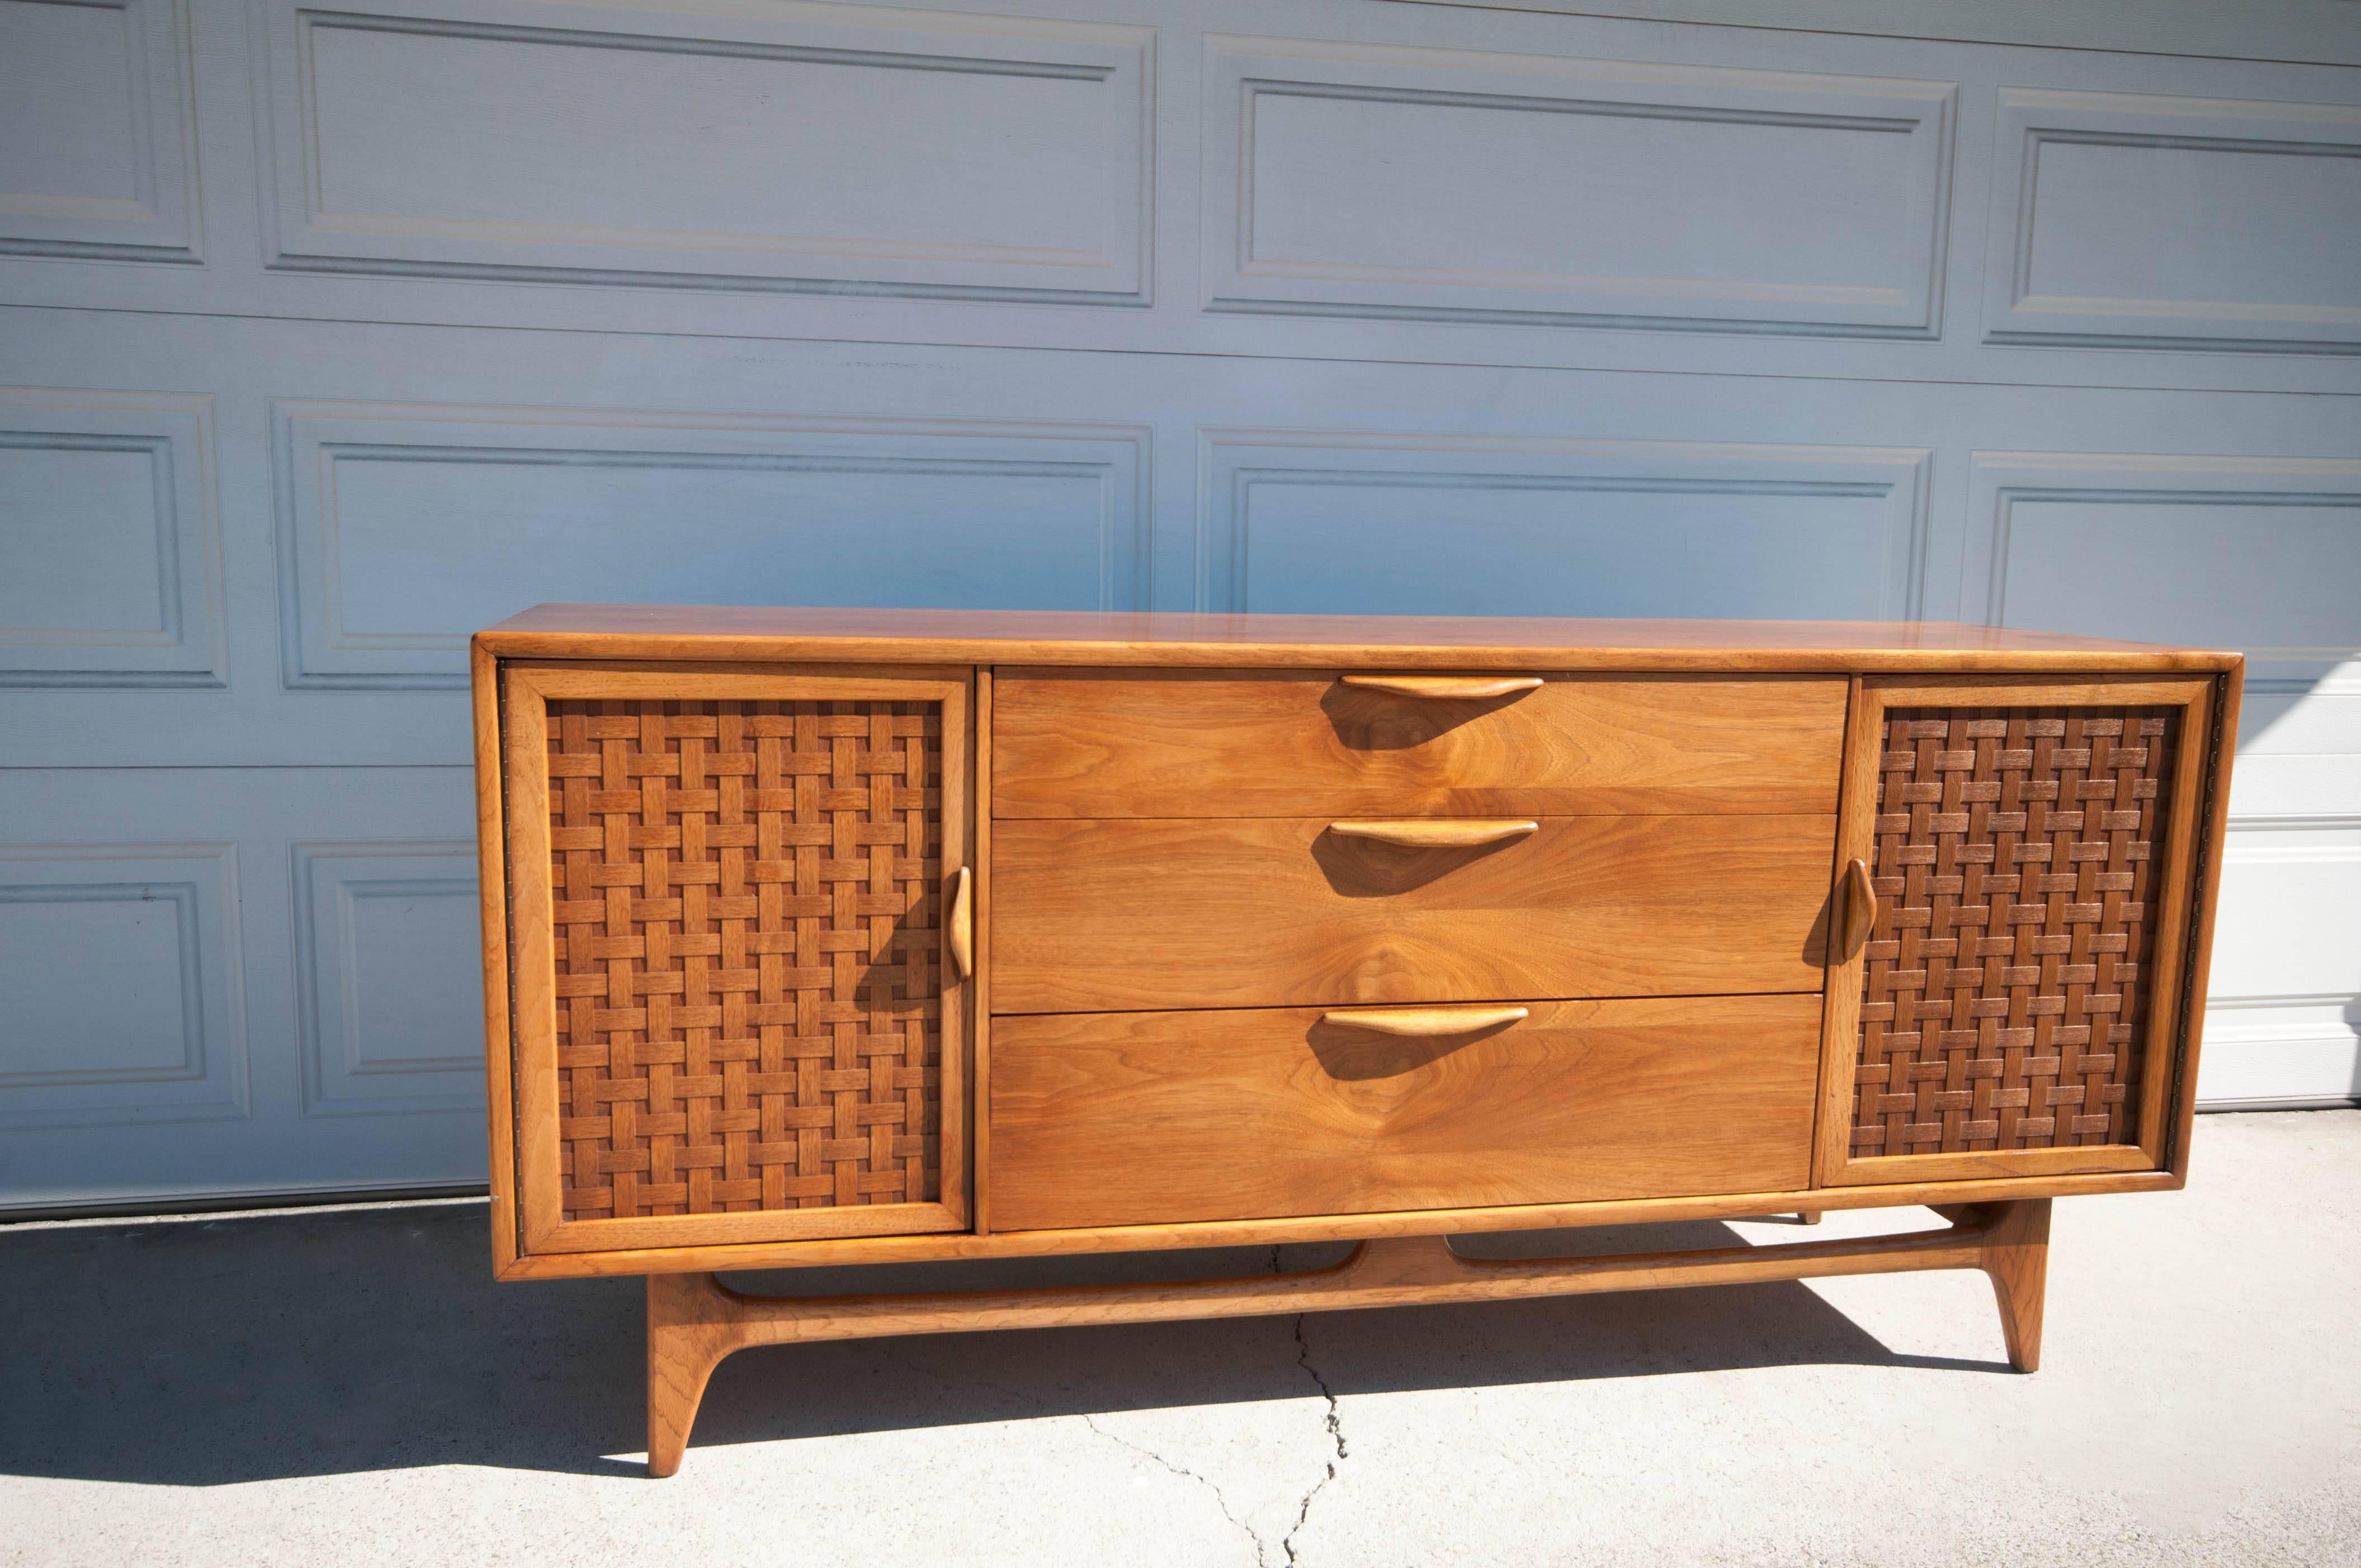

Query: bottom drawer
988,994,1821,1231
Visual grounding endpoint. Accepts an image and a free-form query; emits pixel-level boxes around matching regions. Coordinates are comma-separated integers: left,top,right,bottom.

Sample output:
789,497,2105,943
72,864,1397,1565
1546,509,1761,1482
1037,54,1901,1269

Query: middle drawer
990,813,1835,1014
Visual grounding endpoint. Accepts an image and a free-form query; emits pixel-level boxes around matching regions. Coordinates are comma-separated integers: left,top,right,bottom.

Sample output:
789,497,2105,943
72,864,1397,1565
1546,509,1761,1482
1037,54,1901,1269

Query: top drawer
993,670,1846,818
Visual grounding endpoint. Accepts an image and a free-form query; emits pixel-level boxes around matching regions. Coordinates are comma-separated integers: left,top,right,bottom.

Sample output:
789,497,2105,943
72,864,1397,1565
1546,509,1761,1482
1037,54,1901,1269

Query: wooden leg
1795,1211,1821,1225
634,1206,2036,1475
1978,1198,2050,1373
648,1272,739,1478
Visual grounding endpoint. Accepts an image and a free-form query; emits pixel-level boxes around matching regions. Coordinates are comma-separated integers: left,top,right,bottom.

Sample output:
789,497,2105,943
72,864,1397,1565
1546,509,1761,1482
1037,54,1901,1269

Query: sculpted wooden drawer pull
1328,818,1540,848
1339,673,1545,699
1320,1004,1531,1036
1840,856,1877,955
947,866,974,979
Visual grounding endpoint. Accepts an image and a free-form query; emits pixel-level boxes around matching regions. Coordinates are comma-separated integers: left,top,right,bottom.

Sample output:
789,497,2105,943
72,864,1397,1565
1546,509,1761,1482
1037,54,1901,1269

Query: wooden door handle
1321,1005,1530,1036
1328,819,1538,848
947,866,973,979
1339,674,1544,699
1840,857,1877,954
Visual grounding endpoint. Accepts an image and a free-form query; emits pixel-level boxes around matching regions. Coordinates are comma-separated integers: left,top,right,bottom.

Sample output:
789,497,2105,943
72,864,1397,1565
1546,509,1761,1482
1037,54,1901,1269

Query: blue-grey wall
2,0,2357,1208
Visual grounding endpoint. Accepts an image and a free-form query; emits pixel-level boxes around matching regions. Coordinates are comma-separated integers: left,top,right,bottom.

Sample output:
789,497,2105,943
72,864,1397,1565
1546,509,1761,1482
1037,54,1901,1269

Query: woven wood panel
1851,705,2180,1157
542,698,945,1220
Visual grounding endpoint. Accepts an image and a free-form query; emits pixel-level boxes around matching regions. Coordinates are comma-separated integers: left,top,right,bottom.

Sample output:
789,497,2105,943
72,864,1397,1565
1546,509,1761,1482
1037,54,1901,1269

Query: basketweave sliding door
1816,677,2217,1187
499,665,971,1255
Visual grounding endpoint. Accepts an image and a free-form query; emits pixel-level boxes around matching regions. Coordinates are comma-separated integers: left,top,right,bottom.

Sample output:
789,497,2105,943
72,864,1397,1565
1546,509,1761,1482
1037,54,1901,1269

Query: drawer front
991,813,1834,1014
993,670,1847,818
989,995,1822,1230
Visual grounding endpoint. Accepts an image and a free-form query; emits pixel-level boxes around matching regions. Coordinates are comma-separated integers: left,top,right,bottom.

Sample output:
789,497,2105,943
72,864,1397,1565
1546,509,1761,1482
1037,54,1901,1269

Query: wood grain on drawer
989,994,1821,1230
992,670,1846,818
990,814,1833,1014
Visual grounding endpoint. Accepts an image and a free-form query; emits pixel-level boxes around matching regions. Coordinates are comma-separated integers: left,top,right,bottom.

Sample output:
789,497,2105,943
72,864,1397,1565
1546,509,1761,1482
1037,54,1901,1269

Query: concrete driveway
2,1109,2355,1567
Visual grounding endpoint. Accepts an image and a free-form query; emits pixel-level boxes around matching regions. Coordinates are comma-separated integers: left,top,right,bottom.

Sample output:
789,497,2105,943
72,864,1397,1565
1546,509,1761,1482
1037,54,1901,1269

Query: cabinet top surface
477,604,2241,672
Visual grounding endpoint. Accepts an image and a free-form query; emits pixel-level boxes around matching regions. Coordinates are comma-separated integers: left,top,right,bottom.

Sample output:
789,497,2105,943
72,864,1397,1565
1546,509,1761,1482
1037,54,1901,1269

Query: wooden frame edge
476,629,2243,677
1812,674,1884,1186
473,640,522,1275
936,672,972,1231
974,668,994,1235
2131,676,2214,1165
501,665,563,1252
1836,1146,2156,1184
2170,661,2244,1179
537,1201,966,1253
516,665,969,703
494,1168,2177,1280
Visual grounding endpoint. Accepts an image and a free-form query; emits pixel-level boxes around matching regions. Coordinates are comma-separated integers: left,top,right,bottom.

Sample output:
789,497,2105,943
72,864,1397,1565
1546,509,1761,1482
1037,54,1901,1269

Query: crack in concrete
1079,1413,1272,1568
877,1282,1349,1568
1282,1313,1348,1566
880,1341,1273,1568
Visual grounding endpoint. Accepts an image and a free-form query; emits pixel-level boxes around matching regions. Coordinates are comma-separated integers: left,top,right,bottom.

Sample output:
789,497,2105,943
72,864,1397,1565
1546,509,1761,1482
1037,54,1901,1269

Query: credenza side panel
496,662,975,1256
1815,675,2218,1187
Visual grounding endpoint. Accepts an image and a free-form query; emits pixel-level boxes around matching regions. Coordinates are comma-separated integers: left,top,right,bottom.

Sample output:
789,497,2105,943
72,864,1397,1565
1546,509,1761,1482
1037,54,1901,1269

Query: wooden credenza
471,606,2241,1475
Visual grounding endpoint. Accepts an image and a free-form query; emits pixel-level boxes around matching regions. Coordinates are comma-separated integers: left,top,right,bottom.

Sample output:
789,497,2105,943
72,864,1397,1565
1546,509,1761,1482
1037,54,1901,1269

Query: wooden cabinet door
1815,676,2223,1187
490,663,971,1259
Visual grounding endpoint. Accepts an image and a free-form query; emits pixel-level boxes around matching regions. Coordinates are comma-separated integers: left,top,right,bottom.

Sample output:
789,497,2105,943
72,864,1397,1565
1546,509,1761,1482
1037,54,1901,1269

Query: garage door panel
6,307,2361,777
0,388,223,687
249,0,1152,302
1202,431,1929,617
1201,36,1953,337
0,843,247,1130
0,0,199,265
4,0,2360,1205
291,842,483,1119
5,0,2359,398
0,768,483,1211
1984,87,2361,353
274,401,1151,688
2199,818,2361,1106
1969,452,2361,691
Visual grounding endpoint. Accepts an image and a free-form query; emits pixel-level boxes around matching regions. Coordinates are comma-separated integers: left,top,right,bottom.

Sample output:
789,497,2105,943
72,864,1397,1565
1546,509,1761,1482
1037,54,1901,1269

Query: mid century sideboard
471,606,2240,1475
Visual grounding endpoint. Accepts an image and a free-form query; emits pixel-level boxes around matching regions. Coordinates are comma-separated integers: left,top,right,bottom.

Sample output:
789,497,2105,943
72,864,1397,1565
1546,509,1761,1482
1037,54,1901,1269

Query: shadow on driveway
0,1201,2001,1485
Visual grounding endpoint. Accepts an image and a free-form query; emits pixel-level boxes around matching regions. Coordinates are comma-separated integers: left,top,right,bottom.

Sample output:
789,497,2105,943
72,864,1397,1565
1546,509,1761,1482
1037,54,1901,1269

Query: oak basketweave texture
541,697,946,1221
1850,706,2180,1157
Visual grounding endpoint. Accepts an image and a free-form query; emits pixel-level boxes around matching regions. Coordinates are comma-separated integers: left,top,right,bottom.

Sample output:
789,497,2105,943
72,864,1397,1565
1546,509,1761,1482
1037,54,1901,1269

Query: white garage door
3,0,2356,1211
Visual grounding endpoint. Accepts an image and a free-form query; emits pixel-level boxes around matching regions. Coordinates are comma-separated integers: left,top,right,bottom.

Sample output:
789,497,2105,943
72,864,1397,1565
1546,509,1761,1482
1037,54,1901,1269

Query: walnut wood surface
473,641,522,1274
501,1165,2169,1279
972,670,994,1234
1321,1004,1532,1035
993,670,1846,818
500,664,972,1253
474,614,2237,1300
1856,703,2180,1155
2171,670,2243,1180
641,1205,2040,1475
1814,676,2213,1188
1981,1196,2051,1372
989,995,1820,1230
1339,673,1545,698
990,813,1833,1014
478,607,2241,672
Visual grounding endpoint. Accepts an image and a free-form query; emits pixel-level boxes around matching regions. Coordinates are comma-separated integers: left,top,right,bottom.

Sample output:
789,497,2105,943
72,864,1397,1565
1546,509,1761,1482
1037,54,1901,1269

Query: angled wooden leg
630,1205,2038,1475
1978,1198,2050,1373
1795,1211,1822,1225
648,1273,740,1478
